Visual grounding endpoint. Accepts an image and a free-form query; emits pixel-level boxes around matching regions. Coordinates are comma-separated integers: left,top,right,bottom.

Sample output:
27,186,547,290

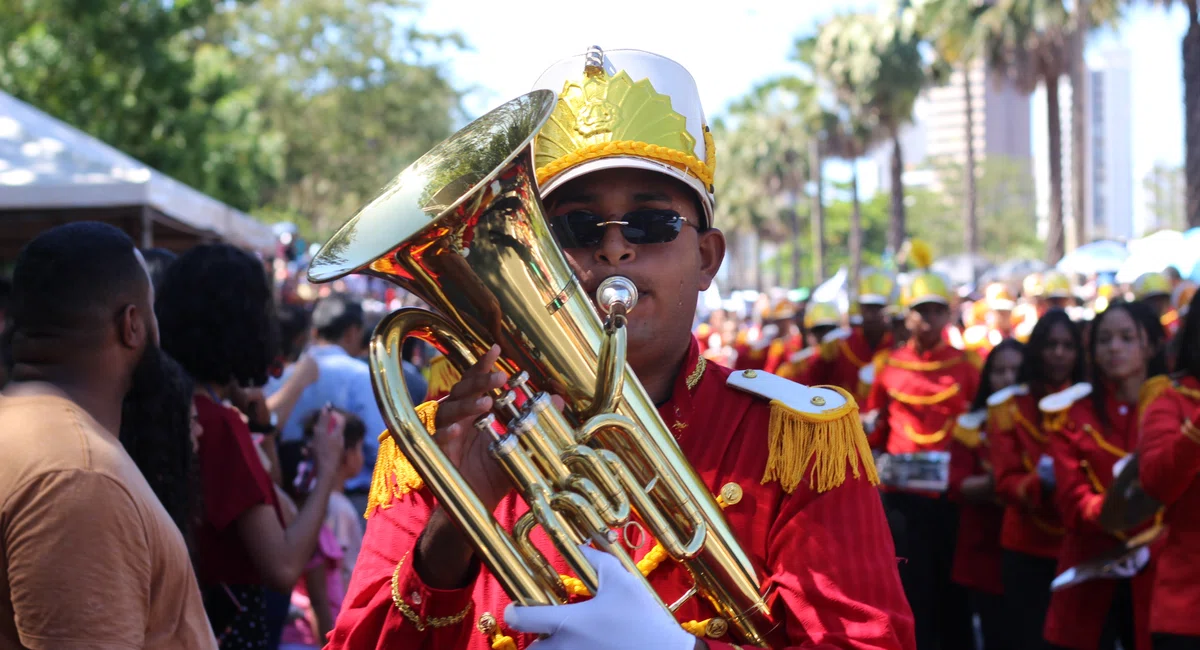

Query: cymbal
1098,453,1162,534
1051,525,1164,592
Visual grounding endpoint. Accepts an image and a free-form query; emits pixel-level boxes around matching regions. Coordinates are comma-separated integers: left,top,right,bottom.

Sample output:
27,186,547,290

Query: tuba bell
308,90,774,646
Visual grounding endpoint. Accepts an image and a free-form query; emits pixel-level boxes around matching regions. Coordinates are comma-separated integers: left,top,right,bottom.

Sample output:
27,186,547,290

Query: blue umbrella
1057,240,1129,275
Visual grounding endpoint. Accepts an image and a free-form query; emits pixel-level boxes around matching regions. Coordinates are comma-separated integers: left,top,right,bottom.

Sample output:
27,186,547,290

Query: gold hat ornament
532,46,716,227
804,301,842,330
858,269,897,306
900,239,952,308
1038,271,1073,299
1133,271,1171,300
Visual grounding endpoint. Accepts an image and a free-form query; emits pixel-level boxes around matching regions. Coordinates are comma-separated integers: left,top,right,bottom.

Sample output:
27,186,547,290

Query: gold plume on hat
902,239,934,271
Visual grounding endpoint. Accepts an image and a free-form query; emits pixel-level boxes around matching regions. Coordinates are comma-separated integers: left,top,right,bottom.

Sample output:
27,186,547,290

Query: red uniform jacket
1043,385,1157,650
1137,376,1200,637
948,415,1004,595
806,329,894,404
865,342,981,456
327,339,916,650
988,387,1066,558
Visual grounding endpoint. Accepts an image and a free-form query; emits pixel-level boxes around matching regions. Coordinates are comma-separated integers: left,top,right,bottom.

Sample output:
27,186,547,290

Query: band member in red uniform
804,271,895,403
987,309,1081,650
1138,290,1200,649
962,284,1017,358
1041,301,1169,650
865,244,981,650
325,47,915,650
950,338,1023,650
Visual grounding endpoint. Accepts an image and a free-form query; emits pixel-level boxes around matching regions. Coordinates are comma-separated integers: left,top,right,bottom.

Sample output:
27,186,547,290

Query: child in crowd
318,409,367,586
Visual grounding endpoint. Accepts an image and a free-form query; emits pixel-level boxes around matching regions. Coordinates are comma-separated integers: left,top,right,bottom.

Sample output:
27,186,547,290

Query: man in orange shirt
0,222,216,649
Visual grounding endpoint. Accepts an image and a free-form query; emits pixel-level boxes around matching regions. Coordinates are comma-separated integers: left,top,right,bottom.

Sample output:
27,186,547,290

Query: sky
416,0,1191,235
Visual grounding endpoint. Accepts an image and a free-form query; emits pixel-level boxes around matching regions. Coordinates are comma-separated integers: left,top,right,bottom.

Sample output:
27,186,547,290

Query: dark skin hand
414,168,726,590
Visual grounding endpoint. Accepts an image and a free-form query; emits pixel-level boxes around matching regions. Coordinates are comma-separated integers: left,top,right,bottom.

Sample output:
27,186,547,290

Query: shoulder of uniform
872,348,892,369
727,369,878,494
987,383,1029,408
963,348,985,371
821,327,852,344
1038,382,1093,414
954,409,988,448
818,327,851,360
789,347,817,365
1138,375,1174,418
364,401,439,518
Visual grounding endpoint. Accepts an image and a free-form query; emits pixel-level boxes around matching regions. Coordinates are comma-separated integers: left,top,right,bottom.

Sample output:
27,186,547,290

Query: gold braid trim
885,355,964,372
1013,406,1048,444
1083,424,1128,459
536,129,717,190
1176,383,1200,402
686,356,707,390
1080,460,1107,494
392,554,474,631
953,422,982,449
903,422,951,445
365,401,440,518
1042,410,1070,433
988,402,1015,433
761,387,879,494
887,384,960,406
838,338,869,369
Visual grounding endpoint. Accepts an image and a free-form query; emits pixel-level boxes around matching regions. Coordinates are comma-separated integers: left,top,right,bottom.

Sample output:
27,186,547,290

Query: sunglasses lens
625,210,684,244
551,211,605,248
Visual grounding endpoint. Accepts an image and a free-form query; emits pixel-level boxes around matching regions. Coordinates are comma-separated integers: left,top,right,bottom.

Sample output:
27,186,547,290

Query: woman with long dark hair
988,309,1083,649
950,337,1024,650
1138,288,1200,649
156,244,345,649
1041,301,1168,650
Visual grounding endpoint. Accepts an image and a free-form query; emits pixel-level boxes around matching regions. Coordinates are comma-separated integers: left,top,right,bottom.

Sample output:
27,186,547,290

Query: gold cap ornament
900,239,952,308
531,46,716,227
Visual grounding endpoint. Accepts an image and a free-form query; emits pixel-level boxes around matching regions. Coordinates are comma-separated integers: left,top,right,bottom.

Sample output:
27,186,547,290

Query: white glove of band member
504,545,696,650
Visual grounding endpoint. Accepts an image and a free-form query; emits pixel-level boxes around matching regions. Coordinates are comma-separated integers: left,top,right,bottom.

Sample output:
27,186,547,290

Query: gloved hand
1037,454,1056,492
1111,546,1151,578
504,545,697,650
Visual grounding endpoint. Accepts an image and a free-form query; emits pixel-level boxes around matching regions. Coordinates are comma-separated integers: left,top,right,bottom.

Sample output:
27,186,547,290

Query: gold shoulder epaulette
1138,375,1172,421
819,328,851,361
365,400,439,519
426,355,462,400
1038,382,1092,433
985,383,1029,432
953,410,988,448
964,349,985,372
726,369,878,494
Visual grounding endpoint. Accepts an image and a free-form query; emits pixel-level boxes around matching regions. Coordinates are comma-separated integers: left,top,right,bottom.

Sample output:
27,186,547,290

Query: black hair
0,277,11,315
312,293,364,342
1088,300,1169,428
278,439,313,505
8,222,147,341
156,244,279,387
1017,309,1085,394
277,303,312,362
1178,290,1200,382
970,338,1026,411
303,407,366,451
118,350,198,552
141,248,177,292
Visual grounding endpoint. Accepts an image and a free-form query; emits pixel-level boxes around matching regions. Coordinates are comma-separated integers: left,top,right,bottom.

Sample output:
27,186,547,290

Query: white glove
1112,454,1133,480
1111,546,1151,578
1037,454,1056,490
504,545,696,650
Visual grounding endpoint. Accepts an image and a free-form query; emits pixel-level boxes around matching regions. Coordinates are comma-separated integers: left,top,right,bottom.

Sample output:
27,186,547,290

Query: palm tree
915,0,990,259
977,0,1120,263
812,12,928,256
1141,0,1200,227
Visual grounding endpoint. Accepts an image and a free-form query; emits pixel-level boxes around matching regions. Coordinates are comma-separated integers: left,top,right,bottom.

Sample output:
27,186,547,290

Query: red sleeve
988,416,1044,510
196,398,276,531
865,374,890,451
1048,423,1105,531
1138,395,1200,506
326,488,477,650
758,469,917,649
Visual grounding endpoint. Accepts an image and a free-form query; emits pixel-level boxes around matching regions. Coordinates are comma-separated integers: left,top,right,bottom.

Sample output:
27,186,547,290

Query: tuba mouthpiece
596,277,638,315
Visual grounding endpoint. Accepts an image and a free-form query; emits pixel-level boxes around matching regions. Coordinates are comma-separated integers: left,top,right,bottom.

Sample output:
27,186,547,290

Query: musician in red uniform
803,271,895,403
325,47,915,650
987,309,1081,650
1042,301,1169,650
864,250,981,650
949,338,1023,650
1138,290,1200,649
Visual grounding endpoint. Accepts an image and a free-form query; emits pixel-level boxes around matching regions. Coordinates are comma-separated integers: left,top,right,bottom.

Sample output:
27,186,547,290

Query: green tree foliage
1144,162,1188,231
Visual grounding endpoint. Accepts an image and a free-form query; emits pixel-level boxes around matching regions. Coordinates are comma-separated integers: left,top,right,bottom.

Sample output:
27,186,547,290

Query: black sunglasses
549,209,698,248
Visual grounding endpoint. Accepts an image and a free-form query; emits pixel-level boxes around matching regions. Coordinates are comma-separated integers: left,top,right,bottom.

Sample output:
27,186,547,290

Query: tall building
872,59,1032,192
1033,48,1135,242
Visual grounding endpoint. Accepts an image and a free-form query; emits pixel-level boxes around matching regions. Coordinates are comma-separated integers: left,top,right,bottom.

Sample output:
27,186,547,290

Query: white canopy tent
0,90,274,259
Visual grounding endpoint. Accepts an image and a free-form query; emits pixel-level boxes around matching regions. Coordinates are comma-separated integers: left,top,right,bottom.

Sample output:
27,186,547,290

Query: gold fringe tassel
1138,375,1172,421
760,387,879,494
988,402,1014,433
364,401,440,519
426,355,462,401
1042,410,1069,434
953,422,982,449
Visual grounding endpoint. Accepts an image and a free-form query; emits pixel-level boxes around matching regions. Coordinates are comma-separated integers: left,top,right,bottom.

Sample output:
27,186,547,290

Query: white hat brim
537,156,715,228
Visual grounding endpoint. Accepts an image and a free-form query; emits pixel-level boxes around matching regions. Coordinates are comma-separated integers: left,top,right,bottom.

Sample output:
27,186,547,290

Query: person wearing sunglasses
327,47,915,650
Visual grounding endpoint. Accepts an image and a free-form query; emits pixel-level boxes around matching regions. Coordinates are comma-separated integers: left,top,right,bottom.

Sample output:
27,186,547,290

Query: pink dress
280,525,345,648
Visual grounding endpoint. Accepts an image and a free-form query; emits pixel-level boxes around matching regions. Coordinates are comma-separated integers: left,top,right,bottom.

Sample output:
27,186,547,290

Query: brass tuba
308,90,774,646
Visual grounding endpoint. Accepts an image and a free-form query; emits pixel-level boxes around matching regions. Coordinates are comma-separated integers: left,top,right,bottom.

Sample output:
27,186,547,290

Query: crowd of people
3,43,1200,650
